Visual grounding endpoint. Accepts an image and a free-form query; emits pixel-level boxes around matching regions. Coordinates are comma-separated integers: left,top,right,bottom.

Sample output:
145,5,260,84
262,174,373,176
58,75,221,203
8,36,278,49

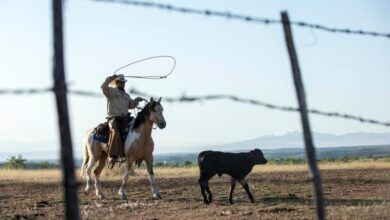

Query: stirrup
107,157,117,169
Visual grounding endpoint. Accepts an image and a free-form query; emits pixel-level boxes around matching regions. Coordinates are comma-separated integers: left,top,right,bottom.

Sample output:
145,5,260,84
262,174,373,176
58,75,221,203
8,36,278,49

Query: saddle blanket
92,133,109,143
92,131,129,144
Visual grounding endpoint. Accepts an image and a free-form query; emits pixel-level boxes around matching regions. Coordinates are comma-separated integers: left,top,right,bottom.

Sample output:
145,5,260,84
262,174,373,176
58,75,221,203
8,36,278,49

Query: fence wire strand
93,0,390,39
1,87,389,127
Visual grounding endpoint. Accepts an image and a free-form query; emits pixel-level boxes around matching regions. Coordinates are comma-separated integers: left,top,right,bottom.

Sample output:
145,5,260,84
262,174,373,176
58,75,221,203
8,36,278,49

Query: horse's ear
150,97,154,102
158,97,162,103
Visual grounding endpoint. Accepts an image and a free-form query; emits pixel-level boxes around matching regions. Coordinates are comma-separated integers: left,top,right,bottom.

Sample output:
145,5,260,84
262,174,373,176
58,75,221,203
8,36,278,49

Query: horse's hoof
97,193,106,200
154,193,162,200
119,193,127,200
84,188,91,196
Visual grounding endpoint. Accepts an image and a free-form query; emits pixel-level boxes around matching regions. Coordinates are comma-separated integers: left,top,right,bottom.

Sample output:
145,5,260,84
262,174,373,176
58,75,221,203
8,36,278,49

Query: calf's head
250,149,267,164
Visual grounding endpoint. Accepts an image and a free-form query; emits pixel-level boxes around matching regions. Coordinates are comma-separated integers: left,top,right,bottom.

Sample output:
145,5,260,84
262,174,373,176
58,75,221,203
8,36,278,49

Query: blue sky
0,0,389,155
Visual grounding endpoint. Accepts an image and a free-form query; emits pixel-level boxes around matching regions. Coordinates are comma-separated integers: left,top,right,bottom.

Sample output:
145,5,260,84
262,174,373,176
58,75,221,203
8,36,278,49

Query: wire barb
1,87,389,127
93,0,390,39
128,88,390,127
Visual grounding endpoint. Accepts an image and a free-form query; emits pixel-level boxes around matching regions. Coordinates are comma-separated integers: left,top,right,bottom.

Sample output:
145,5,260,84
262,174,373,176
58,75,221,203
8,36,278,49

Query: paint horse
80,97,166,200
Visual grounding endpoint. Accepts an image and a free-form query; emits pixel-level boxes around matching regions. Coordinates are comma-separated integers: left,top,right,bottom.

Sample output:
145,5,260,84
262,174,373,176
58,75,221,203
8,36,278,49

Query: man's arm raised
101,74,117,97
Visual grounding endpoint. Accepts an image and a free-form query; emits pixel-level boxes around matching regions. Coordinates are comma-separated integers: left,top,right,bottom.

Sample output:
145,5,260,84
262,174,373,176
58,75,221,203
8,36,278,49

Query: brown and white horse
80,97,166,200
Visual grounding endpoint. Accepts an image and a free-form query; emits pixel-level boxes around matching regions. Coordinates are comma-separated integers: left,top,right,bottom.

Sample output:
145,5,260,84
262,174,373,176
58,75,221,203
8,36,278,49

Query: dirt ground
1,167,389,219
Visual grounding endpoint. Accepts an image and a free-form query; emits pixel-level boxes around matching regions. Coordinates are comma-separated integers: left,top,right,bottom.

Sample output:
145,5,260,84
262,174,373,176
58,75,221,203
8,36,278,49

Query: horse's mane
131,102,156,131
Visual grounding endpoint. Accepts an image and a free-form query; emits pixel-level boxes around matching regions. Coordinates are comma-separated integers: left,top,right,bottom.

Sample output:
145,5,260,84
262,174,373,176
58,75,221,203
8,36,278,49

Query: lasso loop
113,55,176,79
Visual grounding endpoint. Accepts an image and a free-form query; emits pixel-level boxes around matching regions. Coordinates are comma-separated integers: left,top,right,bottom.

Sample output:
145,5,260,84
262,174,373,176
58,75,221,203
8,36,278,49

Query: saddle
92,117,134,144
92,122,110,143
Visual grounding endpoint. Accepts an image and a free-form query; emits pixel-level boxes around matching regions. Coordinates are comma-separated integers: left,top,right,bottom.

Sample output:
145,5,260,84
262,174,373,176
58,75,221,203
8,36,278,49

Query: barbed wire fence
94,0,390,39
1,87,389,127
2,1,389,220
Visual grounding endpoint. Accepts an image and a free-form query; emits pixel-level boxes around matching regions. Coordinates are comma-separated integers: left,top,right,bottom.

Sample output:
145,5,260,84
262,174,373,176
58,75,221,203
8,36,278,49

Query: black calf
198,149,267,204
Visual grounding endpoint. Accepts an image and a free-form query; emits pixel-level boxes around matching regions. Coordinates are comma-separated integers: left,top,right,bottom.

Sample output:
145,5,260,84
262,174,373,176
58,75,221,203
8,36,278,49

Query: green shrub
322,157,337,162
341,155,359,162
40,161,56,169
273,157,306,165
4,155,27,169
183,160,193,167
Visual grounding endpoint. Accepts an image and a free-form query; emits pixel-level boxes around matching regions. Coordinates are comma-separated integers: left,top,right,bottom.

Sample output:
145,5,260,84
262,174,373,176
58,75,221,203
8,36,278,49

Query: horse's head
148,97,166,129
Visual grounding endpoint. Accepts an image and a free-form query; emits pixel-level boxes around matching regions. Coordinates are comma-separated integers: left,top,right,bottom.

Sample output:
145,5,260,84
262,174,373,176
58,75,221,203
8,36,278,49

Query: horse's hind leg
84,157,96,195
145,156,161,199
94,152,107,200
118,158,133,200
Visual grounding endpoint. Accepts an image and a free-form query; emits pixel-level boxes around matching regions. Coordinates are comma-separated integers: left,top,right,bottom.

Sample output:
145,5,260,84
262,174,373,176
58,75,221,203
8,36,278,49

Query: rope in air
110,55,175,117
113,55,176,79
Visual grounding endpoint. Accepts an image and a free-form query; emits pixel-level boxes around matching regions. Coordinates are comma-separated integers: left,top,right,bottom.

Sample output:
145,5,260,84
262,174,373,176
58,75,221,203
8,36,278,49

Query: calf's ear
251,148,262,154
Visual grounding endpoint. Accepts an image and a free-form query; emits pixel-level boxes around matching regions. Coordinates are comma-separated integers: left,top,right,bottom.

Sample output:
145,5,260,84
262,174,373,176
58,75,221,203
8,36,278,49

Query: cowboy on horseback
101,74,143,168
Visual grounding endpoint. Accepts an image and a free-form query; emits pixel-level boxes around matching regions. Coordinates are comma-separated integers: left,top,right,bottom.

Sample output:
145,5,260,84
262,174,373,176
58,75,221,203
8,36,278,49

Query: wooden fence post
281,11,325,220
52,0,80,219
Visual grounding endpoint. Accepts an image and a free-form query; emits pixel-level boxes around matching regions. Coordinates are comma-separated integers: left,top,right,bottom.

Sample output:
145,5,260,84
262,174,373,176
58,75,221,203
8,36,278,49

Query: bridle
134,100,162,130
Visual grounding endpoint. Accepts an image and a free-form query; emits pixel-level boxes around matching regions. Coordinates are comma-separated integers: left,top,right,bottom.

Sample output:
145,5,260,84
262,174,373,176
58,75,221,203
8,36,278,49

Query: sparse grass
1,159,389,219
1,159,389,182
327,204,390,220
0,169,60,182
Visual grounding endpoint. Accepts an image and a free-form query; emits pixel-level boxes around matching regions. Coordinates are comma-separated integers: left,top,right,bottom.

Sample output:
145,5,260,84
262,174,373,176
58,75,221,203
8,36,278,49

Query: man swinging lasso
101,74,143,168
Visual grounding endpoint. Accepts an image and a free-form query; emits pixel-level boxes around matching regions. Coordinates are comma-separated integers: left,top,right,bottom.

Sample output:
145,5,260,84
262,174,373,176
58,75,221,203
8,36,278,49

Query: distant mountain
205,131,390,151
2,131,390,163
5,145,388,168
151,145,390,164
80,145,390,166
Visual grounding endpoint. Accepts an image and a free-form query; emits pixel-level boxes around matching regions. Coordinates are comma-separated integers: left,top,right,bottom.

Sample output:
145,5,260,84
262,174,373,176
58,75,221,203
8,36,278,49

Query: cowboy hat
110,74,127,87
115,74,127,82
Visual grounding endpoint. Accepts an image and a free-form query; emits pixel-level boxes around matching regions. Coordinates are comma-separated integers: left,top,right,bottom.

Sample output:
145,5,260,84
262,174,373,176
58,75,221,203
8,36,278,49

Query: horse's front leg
94,152,108,200
84,158,96,195
145,156,161,199
118,158,133,200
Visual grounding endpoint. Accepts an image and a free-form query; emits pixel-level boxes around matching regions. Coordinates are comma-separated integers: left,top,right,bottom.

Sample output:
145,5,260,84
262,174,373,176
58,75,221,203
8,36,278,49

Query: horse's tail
80,137,90,178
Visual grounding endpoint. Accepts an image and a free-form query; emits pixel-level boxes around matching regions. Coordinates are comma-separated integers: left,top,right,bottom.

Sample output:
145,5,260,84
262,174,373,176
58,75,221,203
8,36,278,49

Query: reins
107,100,160,168
135,99,160,130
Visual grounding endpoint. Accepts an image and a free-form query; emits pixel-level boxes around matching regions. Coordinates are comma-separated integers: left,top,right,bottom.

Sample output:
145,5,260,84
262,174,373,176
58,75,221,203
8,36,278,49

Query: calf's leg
198,172,214,204
228,178,236,204
205,185,212,203
199,181,209,204
239,179,254,203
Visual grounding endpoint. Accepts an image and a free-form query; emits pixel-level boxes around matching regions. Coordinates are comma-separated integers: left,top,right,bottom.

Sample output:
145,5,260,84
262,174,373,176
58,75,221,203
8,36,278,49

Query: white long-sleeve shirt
101,77,134,117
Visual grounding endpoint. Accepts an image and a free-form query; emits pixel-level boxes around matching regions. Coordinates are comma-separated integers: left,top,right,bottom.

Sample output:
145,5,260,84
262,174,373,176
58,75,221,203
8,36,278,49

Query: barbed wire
93,0,390,39
1,87,388,127
0,88,53,95
129,88,390,127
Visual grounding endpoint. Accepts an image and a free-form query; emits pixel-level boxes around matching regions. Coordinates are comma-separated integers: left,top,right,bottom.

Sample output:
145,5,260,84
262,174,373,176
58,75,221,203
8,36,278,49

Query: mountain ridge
205,131,390,151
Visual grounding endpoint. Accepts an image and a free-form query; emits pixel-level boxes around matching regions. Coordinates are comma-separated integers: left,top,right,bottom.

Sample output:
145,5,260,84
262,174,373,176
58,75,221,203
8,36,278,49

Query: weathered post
52,0,80,219
281,11,325,220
